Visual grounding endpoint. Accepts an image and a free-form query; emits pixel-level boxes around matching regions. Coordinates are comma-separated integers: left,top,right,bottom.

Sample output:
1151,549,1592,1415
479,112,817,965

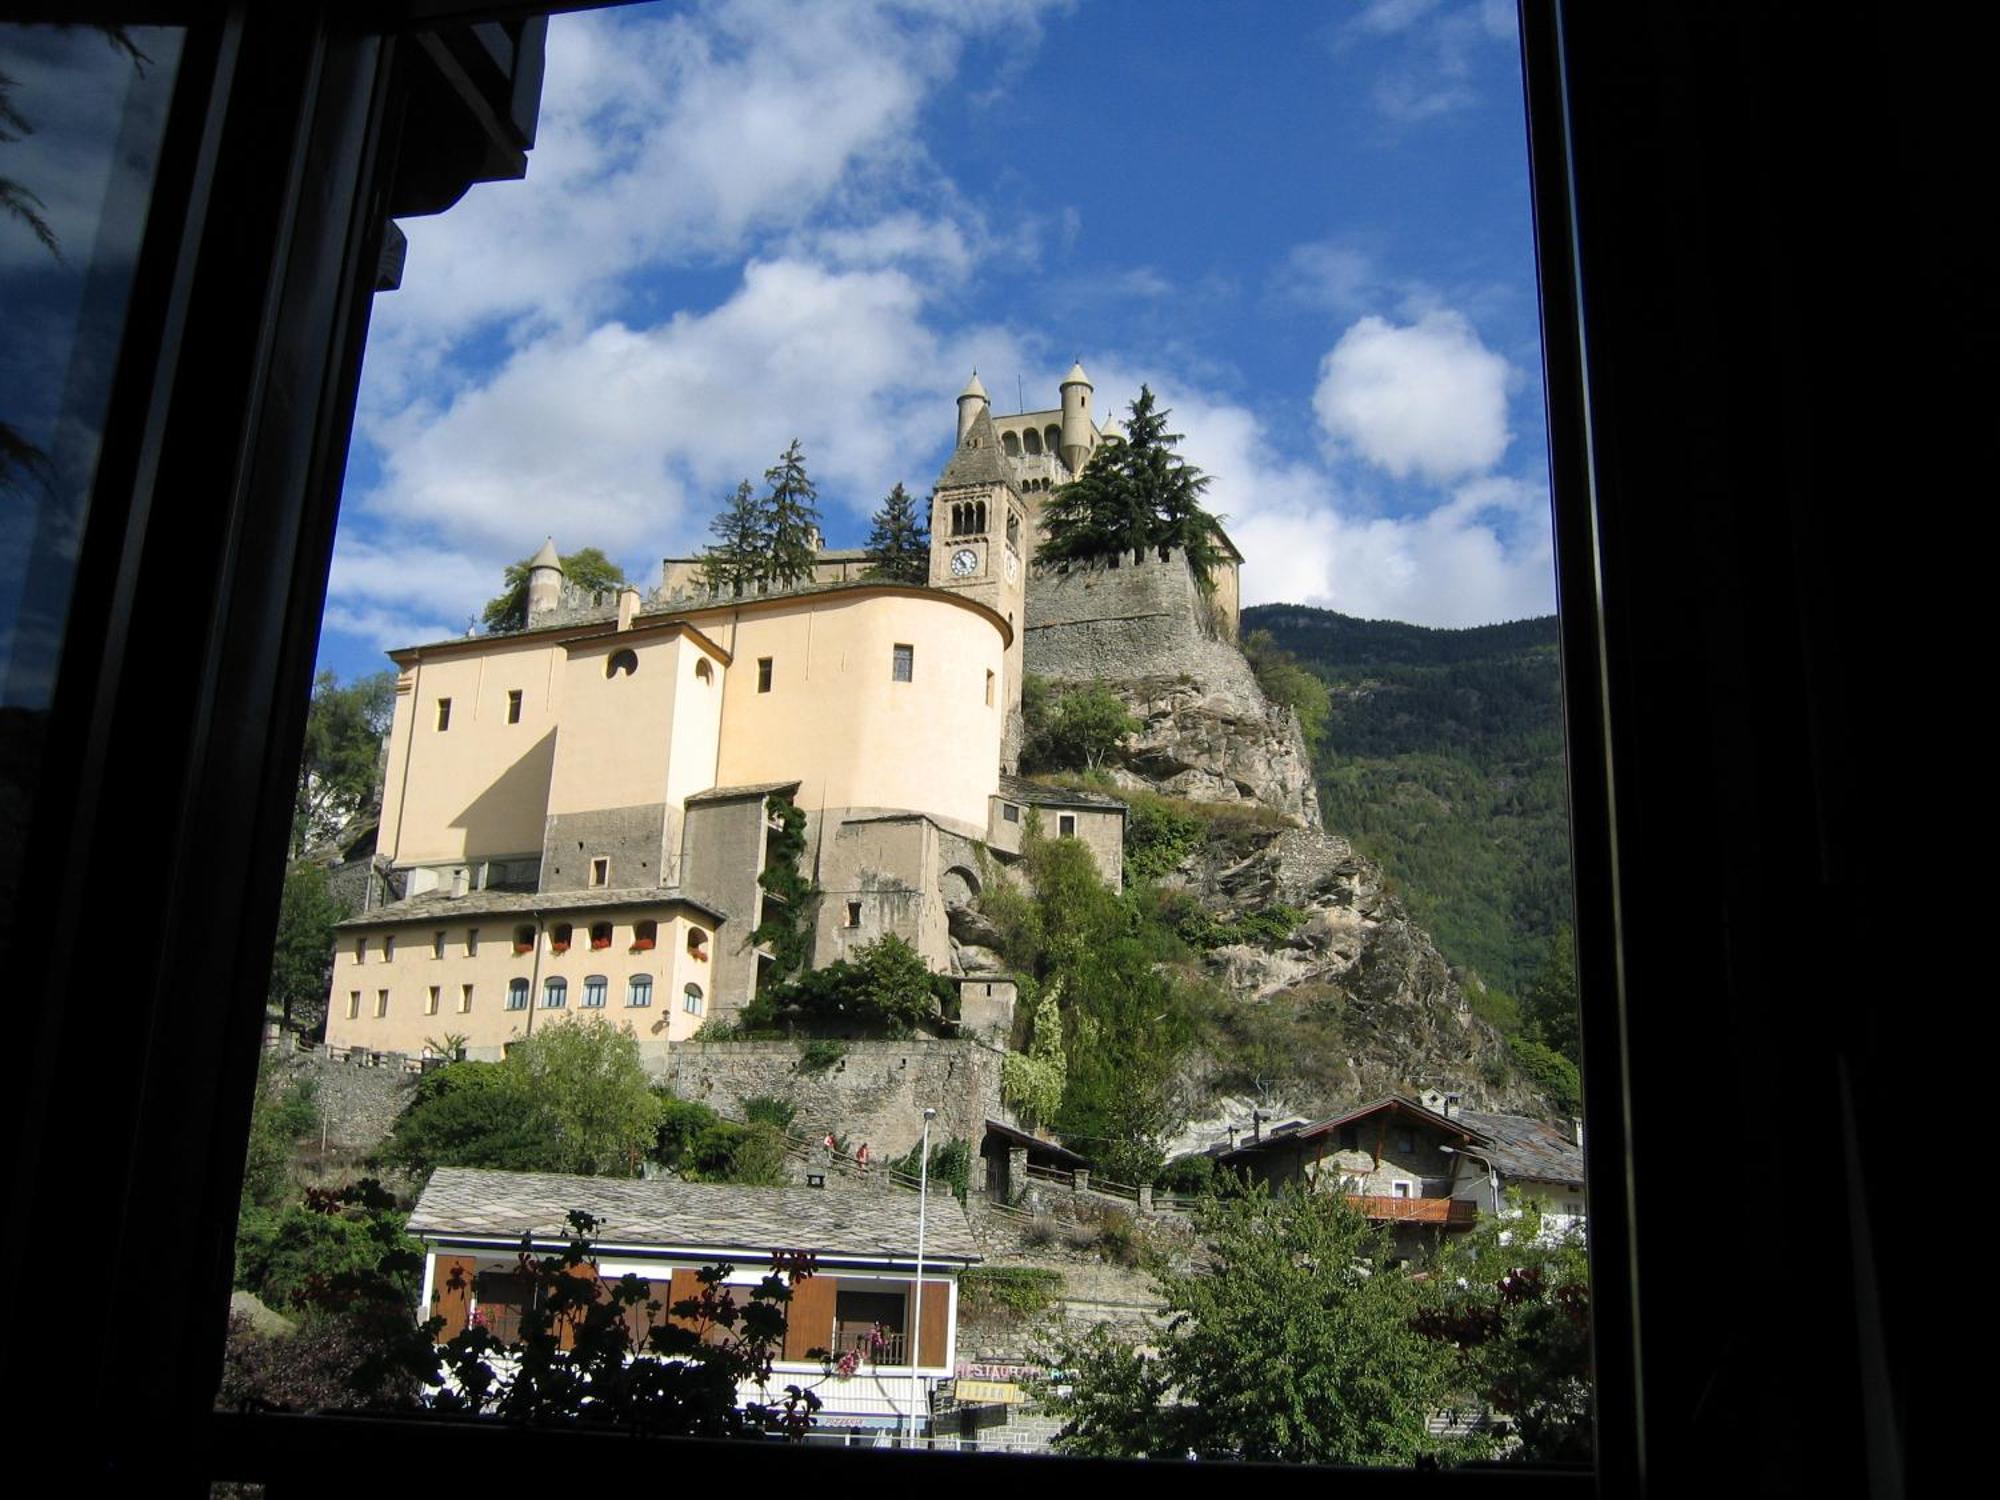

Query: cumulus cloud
1312,309,1512,482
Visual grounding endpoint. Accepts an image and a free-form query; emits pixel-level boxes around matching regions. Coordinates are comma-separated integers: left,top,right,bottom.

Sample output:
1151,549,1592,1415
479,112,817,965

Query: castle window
590,922,613,950
687,927,707,960
695,658,713,684
985,670,995,706
459,984,474,1014
683,983,705,1016
426,985,440,1016
354,936,366,963
1001,430,1020,457
466,928,479,957
542,976,567,1009
606,648,639,678
382,934,395,962
626,975,652,1008
582,975,608,1009
1007,511,1020,546
589,857,609,887
845,901,862,928
631,920,656,952
375,988,390,1018
506,688,522,723
892,643,913,682
347,991,361,1020
1002,802,1019,823
1044,423,1060,454
757,657,772,692
432,931,445,959
1058,813,1077,837
506,978,529,1011
549,922,572,954
513,925,536,954
975,499,987,532
1022,426,1042,455
436,697,451,731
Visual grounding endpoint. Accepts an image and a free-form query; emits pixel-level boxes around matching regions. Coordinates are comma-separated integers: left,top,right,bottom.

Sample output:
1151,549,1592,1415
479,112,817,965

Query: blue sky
321,0,1550,682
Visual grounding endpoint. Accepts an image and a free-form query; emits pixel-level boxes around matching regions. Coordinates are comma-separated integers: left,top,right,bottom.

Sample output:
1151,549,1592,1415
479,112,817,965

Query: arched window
543,976,567,1009
694,658,713,684
1007,511,1020,546
606,648,638,678
1023,426,1043,455
687,927,708,961
683,983,705,1016
590,922,614,950
512,924,536,954
974,499,987,533
631,919,656,952
506,977,529,1011
549,922,572,954
582,974,608,1009
1044,423,1061,455
1001,430,1020,456
627,974,653,1008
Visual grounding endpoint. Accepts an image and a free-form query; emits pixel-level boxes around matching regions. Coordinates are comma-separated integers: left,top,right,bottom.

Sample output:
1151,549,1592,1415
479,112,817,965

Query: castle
324,366,1240,1067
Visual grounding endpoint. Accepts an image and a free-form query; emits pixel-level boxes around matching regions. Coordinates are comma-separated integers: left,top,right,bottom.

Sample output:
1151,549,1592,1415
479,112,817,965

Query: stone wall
1025,548,1251,693
663,1038,1007,1159
275,1045,420,1152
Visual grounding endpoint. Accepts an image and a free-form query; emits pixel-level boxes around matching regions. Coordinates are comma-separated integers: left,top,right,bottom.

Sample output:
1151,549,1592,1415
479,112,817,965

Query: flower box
630,939,655,952
550,941,570,954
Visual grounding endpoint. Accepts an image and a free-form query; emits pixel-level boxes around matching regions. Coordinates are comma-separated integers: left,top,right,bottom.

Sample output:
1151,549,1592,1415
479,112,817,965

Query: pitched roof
335,885,725,929
409,1167,983,1263
995,773,1126,811
1215,1095,1481,1163
683,780,802,805
1452,1109,1586,1187
933,406,1019,494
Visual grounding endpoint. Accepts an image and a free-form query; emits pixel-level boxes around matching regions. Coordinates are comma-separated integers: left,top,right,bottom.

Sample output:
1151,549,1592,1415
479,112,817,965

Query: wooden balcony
1346,1194,1479,1227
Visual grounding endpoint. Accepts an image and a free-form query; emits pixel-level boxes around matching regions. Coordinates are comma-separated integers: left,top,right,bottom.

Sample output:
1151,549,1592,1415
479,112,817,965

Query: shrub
741,1095,797,1131
1094,1208,1144,1268
958,1266,1065,1320
794,1038,848,1074
1155,1154,1215,1195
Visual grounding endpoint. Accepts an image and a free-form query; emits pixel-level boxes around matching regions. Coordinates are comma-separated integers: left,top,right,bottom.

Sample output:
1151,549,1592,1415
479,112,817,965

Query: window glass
891,643,913,681
582,974,607,1008
682,983,703,1015
626,974,652,1008
542,976,566,1009
505,978,529,1012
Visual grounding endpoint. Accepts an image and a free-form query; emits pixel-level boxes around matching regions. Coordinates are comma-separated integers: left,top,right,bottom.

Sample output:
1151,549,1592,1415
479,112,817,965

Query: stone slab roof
933,407,1019,494
1453,1110,1586,1188
336,885,726,929
409,1167,983,1264
684,780,801,805
995,773,1126,811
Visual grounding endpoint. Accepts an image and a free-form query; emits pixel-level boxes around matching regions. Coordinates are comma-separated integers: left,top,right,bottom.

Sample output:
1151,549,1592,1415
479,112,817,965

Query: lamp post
908,1105,935,1448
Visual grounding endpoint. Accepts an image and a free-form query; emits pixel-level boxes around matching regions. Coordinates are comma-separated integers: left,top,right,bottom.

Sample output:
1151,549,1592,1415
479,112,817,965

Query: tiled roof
1452,1110,1586,1187
995,773,1126,811
981,1118,1087,1166
335,886,725,930
1216,1095,1479,1163
409,1167,983,1264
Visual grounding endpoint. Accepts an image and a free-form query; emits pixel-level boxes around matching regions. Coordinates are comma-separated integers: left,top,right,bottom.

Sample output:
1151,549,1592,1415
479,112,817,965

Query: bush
958,1266,1064,1321
1122,794,1206,883
1155,1154,1214,1195
741,1095,797,1131
1094,1208,1144,1267
757,933,953,1034
794,1038,848,1073
887,1136,972,1202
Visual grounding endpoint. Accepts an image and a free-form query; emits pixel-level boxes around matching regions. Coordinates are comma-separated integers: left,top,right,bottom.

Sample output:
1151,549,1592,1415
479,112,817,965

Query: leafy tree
1122,792,1206,883
752,933,954,1035
380,1062,566,1178
293,670,395,852
1040,385,1224,587
482,546,627,633
1242,628,1332,756
650,1093,788,1185
696,478,767,596
1037,1185,1460,1464
236,1182,422,1313
1507,1036,1582,1117
1000,980,1067,1132
863,481,929,583
239,1056,321,1216
1415,1195,1592,1461
270,861,350,1031
763,439,822,588
504,1017,663,1177
1044,686,1140,772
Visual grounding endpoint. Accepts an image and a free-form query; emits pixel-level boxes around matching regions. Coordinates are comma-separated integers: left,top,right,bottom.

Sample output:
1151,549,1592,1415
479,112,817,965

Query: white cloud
1335,0,1516,123
1313,309,1512,482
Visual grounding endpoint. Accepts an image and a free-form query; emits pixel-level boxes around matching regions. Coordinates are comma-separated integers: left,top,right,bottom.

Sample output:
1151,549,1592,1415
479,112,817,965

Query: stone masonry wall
1025,548,1254,694
276,1045,420,1152
663,1038,1007,1159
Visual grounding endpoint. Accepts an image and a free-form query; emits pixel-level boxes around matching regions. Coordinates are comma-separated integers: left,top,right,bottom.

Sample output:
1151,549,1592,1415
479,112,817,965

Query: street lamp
908,1105,935,1449
1438,1143,1502,1215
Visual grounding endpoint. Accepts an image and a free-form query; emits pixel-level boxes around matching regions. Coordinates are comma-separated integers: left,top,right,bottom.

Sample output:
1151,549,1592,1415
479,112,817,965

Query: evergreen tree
863,481,929,583
763,439,822,588
696,479,766,596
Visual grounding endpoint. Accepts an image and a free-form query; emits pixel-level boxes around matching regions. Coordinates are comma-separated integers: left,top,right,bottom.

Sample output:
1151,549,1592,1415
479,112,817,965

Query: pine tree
863,481,929,583
696,479,766,596
763,439,822,588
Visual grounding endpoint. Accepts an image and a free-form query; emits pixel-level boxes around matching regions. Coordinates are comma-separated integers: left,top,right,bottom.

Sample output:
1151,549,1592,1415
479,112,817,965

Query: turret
526,536,563,620
1059,360,1093,474
956,370,990,446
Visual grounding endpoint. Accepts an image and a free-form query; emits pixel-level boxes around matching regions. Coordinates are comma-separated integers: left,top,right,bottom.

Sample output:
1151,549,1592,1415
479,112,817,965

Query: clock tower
929,401,1030,737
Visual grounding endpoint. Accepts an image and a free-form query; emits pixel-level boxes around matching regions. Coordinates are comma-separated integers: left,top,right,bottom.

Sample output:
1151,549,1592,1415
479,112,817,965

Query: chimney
1572,1117,1585,1148
617,583,640,630
1444,1092,1460,1120
1252,1109,1263,1143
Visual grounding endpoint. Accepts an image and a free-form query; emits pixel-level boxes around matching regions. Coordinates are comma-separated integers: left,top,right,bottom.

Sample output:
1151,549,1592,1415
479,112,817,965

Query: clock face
951,547,979,577
1004,551,1019,583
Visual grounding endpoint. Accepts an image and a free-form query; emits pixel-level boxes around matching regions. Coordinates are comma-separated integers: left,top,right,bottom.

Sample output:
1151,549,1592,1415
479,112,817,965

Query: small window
985,669,994,706
695,658,713,684
1394,1130,1416,1154
382,934,395,962
459,984,474,1014
466,928,479,957
1058,813,1077,837
436,697,451,731
543,976,567,1009
375,989,390,1018
549,922,572,954
513,925,536,954
845,901,862,928
606,648,639,678
426,985,440,1016
757,657,773,693
891,643,913,682
432,931,445,959
582,975,608,1009
683,983,704,1016
506,978,529,1011
589,857,609,887
354,936,367,963
1392,1180,1413,1200
590,922,613,950
506,688,523,723
627,975,653,1008
631,919,656,952
1001,803,1019,824
686,927,707,960
347,991,361,1020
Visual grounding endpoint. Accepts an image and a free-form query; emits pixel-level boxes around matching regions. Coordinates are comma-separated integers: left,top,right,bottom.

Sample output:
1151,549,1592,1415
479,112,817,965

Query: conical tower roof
959,370,989,401
934,406,1018,493
1061,360,1092,388
528,536,562,570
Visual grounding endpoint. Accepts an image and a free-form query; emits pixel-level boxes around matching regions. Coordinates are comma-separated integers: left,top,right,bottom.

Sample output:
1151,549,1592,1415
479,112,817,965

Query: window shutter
782,1274,838,1361
555,1260,597,1351
666,1268,706,1332
431,1254,476,1343
915,1278,951,1368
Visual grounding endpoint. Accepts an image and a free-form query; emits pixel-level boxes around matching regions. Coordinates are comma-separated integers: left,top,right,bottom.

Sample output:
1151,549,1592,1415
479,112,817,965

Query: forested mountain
1242,604,1572,1002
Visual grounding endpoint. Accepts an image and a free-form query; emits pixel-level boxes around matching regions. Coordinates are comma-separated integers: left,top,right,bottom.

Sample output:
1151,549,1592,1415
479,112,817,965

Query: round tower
956,370,990,445
1059,360,1093,474
526,536,563,620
